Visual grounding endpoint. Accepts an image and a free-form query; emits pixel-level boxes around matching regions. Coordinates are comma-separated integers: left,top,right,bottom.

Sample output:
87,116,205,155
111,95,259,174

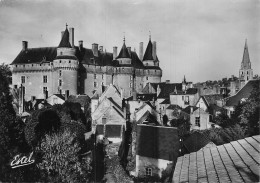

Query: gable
196,97,209,111
99,85,121,107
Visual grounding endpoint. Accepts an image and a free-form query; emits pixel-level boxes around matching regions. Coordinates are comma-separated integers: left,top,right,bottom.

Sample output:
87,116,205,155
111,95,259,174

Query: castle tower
239,39,253,82
53,25,79,96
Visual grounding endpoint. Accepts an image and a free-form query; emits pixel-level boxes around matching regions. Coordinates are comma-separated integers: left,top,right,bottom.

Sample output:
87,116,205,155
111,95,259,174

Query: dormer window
69,60,71,63
60,51,63,55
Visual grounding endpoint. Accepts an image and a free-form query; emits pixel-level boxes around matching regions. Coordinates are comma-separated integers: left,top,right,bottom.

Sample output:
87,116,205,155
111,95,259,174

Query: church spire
241,39,251,69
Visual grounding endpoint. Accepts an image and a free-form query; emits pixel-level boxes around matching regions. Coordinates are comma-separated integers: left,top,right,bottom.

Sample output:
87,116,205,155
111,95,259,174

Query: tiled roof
58,28,72,48
225,79,259,106
136,124,179,161
173,135,260,183
183,131,215,153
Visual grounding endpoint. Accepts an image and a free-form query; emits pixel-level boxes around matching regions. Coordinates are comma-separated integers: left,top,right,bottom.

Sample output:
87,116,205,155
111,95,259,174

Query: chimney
99,46,103,52
69,27,74,47
190,107,193,114
92,43,98,57
139,42,143,61
113,46,117,60
61,31,65,39
152,41,157,60
79,40,83,51
22,41,28,50
165,80,170,84
65,90,69,100
133,91,137,101
31,96,35,102
127,47,131,55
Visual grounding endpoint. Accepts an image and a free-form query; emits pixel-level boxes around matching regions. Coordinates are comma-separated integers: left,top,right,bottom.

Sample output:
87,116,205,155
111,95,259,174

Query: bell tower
239,39,253,82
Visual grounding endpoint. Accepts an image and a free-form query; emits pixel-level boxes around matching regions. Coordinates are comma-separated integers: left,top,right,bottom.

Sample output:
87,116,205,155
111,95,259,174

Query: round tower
53,25,78,96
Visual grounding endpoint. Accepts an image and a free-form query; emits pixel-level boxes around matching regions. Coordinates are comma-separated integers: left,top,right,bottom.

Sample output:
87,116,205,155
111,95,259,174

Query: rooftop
173,135,260,183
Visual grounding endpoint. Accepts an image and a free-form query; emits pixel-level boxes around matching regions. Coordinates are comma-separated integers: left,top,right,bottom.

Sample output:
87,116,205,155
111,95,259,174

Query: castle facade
10,26,162,100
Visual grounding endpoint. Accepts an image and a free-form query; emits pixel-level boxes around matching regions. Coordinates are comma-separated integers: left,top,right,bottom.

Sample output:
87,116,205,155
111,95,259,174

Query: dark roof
183,131,214,153
117,42,130,59
143,40,153,61
226,79,259,106
53,94,65,100
137,111,158,125
173,135,260,183
136,124,179,161
127,93,157,101
143,65,161,70
182,106,198,114
58,28,72,48
160,98,170,104
166,104,182,110
11,47,57,65
203,94,224,106
105,124,122,138
148,82,182,99
170,88,198,95
55,55,77,60
67,95,90,107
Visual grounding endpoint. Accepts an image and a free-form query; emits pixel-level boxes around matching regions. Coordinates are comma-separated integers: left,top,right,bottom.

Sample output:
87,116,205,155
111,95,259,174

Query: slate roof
170,88,198,95
182,106,198,114
136,111,158,125
143,40,154,61
53,94,65,100
105,124,122,138
203,94,224,106
173,135,260,183
183,131,215,153
225,79,259,106
127,93,157,101
160,98,170,104
58,28,72,48
136,124,179,161
166,104,182,110
117,42,130,59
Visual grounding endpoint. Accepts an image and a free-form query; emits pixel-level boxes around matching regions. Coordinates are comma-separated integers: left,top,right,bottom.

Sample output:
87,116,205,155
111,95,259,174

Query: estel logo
10,152,35,168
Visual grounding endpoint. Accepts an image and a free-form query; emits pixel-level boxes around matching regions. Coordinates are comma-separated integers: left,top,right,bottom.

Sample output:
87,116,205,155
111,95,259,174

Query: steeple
241,39,251,69
183,75,186,84
117,35,131,59
58,25,72,48
143,34,153,61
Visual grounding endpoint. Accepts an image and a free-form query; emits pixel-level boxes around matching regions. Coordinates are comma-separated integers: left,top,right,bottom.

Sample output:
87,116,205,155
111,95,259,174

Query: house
95,124,125,144
173,135,260,183
224,79,259,117
165,104,182,121
134,102,160,123
135,124,179,178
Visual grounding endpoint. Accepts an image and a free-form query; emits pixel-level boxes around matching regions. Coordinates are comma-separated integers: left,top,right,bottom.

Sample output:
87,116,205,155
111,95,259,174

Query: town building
10,25,162,102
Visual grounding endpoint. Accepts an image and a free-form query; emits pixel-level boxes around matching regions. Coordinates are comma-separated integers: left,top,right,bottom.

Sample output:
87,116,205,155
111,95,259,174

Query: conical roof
143,40,153,61
241,40,251,69
58,28,72,48
117,41,130,59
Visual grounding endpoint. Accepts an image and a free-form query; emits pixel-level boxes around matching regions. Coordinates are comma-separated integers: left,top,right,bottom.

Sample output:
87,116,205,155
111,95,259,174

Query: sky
0,0,259,83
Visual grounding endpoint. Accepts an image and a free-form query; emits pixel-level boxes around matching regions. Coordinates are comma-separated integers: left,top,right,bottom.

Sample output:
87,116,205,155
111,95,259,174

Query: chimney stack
22,41,28,50
92,43,99,57
139,42,143,60
99,46,103,52
65,90,69,100
79,40,83,50
61,31,65,39
113,46,117,60
152,41,157,60
165,80,170,84
69,27,74,47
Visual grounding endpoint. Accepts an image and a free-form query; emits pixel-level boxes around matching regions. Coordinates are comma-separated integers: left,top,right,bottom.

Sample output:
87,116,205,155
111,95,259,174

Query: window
60,60,61,63
101,82,104,86
94,74,96,79
60,51,63,55
146,168,152,176
130,91,132,96
43,75,47,83
43,87,47,94
59,70,62,77
21,76,25,83
59,79,62,86
130,83,132,88
195,117,200,126
130,76,132,81
102,74,104,79
146,77,148,80
182,96,184,101
69,60,71,63
94,82,97,87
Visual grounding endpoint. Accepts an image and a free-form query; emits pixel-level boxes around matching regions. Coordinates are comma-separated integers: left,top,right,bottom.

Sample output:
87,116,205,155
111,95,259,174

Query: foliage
214,112,235,128
104,156,132,183
0,63,12,84
204,124,246,145
170,117,191,137
162,115,169,126
37,130,91,182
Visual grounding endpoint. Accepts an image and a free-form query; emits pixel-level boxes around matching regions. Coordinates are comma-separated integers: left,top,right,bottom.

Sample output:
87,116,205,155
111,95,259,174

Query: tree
0,63,12,84
214,112,235,128
37,130,91,182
